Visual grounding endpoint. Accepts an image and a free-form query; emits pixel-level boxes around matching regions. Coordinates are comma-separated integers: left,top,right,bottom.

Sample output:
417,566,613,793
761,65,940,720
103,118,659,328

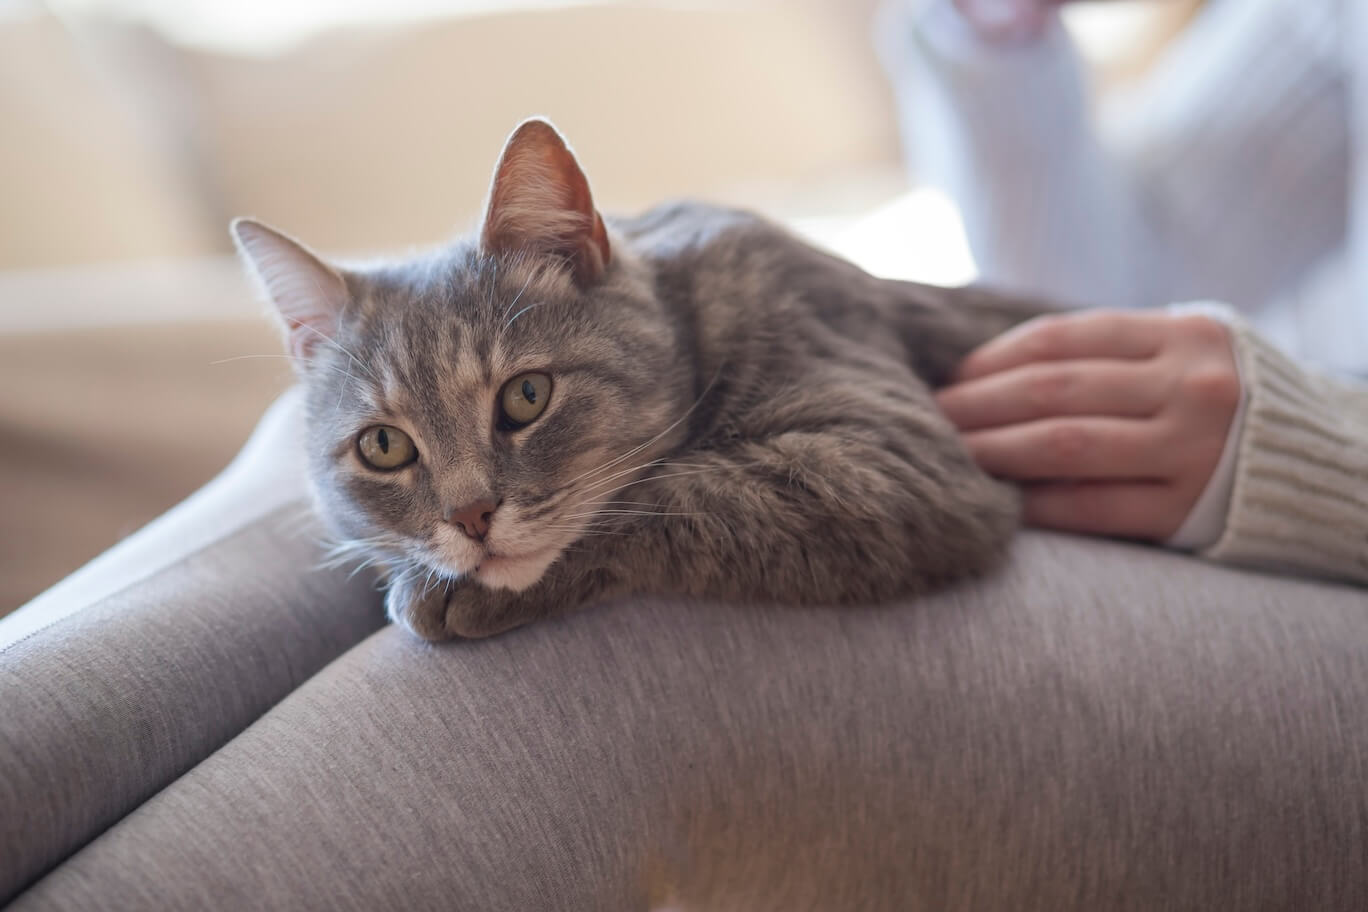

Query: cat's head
233,118,692,592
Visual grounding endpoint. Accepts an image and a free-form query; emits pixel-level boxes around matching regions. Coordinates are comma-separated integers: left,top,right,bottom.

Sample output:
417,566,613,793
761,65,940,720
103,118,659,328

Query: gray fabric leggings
12,531,1368,911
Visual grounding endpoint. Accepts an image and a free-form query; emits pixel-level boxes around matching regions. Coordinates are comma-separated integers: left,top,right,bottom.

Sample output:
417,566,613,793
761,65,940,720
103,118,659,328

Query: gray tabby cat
233,118,1046,641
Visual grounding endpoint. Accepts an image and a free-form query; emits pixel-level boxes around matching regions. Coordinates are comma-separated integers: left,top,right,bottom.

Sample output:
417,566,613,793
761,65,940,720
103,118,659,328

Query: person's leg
0,389,386,904
13,532,1368,911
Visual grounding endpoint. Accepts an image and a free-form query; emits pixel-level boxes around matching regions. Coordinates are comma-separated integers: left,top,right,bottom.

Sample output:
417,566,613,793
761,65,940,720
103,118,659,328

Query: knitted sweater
880,0,1368,586
1214,323,1368,585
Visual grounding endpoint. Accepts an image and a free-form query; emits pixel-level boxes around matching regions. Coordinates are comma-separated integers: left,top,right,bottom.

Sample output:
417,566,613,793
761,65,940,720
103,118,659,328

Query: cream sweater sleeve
1205,324,1368,586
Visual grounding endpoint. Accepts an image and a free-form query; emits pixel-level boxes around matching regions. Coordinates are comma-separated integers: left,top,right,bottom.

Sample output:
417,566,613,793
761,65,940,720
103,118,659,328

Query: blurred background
0,0,1199,611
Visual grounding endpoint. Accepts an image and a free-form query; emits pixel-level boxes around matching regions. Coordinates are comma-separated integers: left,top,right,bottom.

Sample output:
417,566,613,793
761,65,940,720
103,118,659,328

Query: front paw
384,573,456,642
385,573,541,641
444,583,541,639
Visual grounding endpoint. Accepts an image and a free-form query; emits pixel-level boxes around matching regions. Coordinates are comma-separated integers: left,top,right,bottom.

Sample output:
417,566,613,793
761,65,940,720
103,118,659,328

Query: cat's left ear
481,118,611,285
231,218,350,363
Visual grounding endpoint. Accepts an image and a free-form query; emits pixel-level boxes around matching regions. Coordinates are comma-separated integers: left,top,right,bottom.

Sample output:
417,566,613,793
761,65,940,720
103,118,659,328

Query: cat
232,117,1049,641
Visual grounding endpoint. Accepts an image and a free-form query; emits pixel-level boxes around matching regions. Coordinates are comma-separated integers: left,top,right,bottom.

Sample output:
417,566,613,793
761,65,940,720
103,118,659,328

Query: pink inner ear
262,272,345,362
232,217,350,366
481,120,611,285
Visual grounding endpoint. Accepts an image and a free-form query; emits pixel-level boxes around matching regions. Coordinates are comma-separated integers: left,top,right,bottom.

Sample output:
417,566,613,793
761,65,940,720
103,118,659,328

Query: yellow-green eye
357,425,417,470
499,372,552,429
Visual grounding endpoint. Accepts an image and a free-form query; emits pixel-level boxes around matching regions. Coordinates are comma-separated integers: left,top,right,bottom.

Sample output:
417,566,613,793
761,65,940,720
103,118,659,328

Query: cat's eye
357,425,417,470
499,372,552,429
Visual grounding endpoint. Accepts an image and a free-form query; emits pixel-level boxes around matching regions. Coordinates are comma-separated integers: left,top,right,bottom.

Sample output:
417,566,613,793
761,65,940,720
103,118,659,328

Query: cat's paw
385,572,542,641
443,583,542,639
384,574,456,642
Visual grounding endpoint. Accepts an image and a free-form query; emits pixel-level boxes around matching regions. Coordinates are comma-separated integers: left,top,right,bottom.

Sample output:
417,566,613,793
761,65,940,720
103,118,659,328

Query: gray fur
239,136,1053,640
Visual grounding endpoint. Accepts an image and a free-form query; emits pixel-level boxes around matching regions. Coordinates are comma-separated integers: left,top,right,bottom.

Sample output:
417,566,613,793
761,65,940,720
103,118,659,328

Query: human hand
953,0,1138,44
935,310,1242,541
952,0,1060,43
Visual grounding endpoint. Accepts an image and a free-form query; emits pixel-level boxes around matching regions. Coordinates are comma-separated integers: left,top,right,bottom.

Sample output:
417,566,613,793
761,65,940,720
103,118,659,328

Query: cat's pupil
378,428,390,453
522,379,537,403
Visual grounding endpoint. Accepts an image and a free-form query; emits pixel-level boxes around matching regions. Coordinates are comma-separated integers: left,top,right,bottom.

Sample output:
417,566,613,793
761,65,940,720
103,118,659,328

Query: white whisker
574,463,756,508
572,459,716,501
503,301,544,331
563,509,705,519
560,362,727,491
211,352,360,384
295,318,379,383
499,269,538,323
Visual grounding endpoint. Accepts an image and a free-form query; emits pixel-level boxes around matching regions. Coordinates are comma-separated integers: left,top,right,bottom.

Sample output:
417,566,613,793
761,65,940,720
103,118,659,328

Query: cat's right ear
230,218,349,363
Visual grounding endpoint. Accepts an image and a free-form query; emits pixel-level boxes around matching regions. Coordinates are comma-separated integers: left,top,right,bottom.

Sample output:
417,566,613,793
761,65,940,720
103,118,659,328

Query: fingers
954,0,1053,43
956,311,1165,382
936,359,1166,431
940,309,1242,544
1022,481,1184,541
961,416,1170,481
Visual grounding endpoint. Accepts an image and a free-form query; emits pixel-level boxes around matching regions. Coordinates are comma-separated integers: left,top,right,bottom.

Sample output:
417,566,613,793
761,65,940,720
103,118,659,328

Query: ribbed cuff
1203,326,1368,586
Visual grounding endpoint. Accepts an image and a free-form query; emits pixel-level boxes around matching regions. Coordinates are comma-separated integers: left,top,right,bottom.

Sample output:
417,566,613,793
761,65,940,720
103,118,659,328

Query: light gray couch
3,390,1366,910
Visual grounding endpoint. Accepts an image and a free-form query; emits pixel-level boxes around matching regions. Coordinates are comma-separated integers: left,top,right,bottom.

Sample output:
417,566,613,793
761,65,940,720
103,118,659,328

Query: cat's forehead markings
351,379,386,416
497,257,573,306
375,358,404,409
458,331,493,390
409,329,497,413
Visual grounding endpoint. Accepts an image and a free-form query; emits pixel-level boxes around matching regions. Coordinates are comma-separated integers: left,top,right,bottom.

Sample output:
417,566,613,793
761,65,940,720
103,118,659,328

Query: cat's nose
444,499,499,542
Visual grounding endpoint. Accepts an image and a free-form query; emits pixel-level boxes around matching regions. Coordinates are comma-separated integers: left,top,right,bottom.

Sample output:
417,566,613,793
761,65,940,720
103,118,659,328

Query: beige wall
0,2,902,270
0,16,219,267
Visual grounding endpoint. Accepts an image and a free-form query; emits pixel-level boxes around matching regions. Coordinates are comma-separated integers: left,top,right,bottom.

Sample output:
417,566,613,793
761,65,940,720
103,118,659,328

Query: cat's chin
471,545,561,592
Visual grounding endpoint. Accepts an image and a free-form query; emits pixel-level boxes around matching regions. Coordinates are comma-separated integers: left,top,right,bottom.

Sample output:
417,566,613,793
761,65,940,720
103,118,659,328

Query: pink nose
445,499,498,542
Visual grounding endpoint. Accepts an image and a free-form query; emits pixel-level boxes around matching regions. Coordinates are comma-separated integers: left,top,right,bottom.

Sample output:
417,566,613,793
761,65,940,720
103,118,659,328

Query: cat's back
612,199,907,359
612,199,774,266
610,198,869,325
613,199,894,311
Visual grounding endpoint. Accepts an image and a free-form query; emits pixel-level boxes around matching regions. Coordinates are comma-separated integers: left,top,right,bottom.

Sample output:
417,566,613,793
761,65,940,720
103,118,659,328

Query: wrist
1164,302,1250,551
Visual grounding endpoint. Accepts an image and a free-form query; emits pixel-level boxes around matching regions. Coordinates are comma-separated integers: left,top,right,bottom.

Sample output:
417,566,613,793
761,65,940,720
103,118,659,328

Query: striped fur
237,120,1055,640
